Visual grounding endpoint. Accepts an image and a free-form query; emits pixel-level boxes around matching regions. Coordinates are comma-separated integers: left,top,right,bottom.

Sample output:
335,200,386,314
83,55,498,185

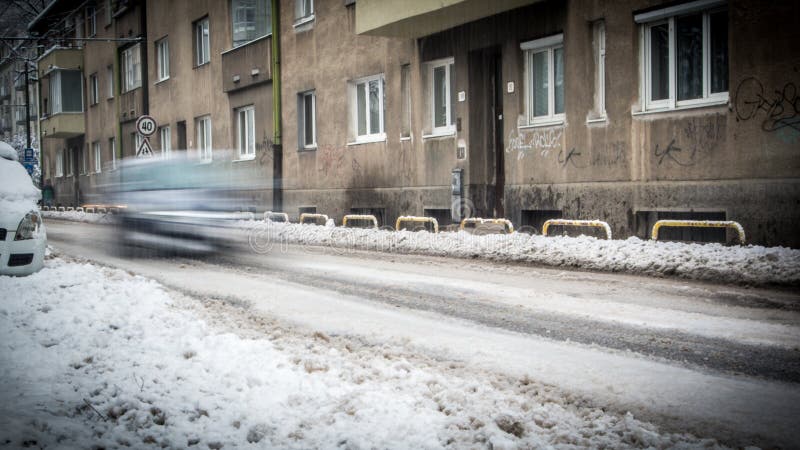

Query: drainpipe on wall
271,0,282,212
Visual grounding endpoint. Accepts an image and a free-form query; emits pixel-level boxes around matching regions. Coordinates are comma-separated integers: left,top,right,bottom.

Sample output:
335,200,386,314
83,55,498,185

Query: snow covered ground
0,256,730,449
41,210,800,286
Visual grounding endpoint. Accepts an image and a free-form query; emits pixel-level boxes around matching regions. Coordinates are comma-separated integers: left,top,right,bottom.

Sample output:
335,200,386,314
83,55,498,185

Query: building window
195,115,212,161
106,0,113,24
121,44,142,92
400,64,411,139
107,65,114,98
160,126,171,158
66,148,73,177
232,0,271,47
195,17,210,66
132,132,143,157
156,38,169,81
87,6,97,37
637,4,728,111
298,91,316,149
427,58,455,134
521,34,564,126
48,70,83,114
89,73,99,105
109,137,116,170
591,20,606,121
235,106,256,159
93,141,102,173
349,74,385,142
80,147,88,175
294,0,314,23
55,148,64,177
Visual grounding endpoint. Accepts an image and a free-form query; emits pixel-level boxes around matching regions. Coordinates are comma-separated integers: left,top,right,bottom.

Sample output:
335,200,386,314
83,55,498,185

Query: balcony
221,35,272,93
355,0,541,38
41,112,84,139
37,46,83,78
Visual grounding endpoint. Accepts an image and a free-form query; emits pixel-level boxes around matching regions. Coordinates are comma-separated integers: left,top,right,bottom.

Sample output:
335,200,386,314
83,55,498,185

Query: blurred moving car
102,152,254,255
0,142,46,276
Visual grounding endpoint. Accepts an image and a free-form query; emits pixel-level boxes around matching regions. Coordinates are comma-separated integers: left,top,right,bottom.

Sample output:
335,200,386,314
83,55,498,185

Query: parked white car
0,142,46,276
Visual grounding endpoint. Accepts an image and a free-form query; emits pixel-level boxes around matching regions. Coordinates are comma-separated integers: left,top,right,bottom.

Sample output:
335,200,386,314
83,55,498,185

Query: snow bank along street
0,257,736,449
42,209,800,286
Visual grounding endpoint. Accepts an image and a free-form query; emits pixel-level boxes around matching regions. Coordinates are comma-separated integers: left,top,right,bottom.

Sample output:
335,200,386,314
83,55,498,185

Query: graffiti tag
734,77,800,133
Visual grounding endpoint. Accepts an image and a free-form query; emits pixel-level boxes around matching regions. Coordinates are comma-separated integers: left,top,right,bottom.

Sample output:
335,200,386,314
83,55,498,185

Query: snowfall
42,209,800,286
1,254,734,449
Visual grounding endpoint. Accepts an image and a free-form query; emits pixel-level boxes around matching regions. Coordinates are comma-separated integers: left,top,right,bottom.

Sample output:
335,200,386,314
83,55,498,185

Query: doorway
176,120,187,150
468,47,504,217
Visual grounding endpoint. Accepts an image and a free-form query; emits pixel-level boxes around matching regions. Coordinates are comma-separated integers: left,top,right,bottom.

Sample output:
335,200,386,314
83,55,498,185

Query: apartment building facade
31,0,800,247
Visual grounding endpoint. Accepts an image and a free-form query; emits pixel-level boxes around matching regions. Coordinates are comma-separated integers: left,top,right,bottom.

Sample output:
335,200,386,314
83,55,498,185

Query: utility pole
24,64,30,149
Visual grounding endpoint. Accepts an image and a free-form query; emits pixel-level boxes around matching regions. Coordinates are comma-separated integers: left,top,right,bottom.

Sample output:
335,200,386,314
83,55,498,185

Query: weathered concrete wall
281,0,450,222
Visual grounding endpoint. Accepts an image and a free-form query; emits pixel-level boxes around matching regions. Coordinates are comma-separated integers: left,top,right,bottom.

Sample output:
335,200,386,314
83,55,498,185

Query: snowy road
44,219,800,448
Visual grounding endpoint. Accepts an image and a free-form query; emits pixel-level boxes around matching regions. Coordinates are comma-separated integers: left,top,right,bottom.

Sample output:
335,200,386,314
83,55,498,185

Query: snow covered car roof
0,142,40,217
0,141,18,161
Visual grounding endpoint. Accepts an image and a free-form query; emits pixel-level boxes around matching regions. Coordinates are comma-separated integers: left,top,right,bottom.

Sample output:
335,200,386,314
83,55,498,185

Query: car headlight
14,211,41,241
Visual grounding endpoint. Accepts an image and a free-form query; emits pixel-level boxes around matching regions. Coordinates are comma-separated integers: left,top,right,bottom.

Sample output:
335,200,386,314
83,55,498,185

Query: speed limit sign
135,115,157,137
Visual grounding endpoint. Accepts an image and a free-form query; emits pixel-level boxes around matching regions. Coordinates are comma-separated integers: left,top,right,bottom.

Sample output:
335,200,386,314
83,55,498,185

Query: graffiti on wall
591,141,626,168
318,144,346,177
557,147,586,168
506,126,564,160
256,133,273,165
734,76,800,139
653,115,725,167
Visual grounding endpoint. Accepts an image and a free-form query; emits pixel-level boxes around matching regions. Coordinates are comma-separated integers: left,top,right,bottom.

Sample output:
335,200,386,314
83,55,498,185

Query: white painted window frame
638,1,728,112
55,148,64,177
93,141,101,173
294,0,314,25
156,37,169,82
109,137,116,170
236,105,256,159
299,91,316,149
121,44,142,92
427,57,455,135
87,5,97,37
196,115,212,161
195,17,211,66
106,65,114,99
588,20,607,123
89,73,99,105
521,33,565,127
349,73,386,144
160,126,172,159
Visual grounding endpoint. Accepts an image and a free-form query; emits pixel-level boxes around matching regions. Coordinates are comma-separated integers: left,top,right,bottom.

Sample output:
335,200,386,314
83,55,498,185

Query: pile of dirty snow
0,258,724,449
41,209,111,223
243,220,800,286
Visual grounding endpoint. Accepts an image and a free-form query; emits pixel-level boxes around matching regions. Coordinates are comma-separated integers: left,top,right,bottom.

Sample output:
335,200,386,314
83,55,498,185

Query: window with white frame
521,34,564,126
80,147,88,175
121,44,142,92
107,65,114,98
400,64,411,138
93,141,101,173
298,91,316,149
637,2,728,111
196,115,212,161
132,132,143,156
160,126,171,158
66,148,73,177
48,70,83,114
236,106,255,158
232,0,271,47
89,73,99,105
87,5,96,37
295,0,313,23
590,20,606,120
195,17,210,66
109,137,116,170
349,74,385,142
427,58,455,134
55,148,64,177
156,37,169,81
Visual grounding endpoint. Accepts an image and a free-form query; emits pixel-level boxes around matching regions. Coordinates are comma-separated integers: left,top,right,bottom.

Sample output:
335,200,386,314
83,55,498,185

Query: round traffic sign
135,115,157,137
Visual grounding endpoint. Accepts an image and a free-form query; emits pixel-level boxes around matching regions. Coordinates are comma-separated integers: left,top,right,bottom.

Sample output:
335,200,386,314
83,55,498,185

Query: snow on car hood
0,156,40,222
